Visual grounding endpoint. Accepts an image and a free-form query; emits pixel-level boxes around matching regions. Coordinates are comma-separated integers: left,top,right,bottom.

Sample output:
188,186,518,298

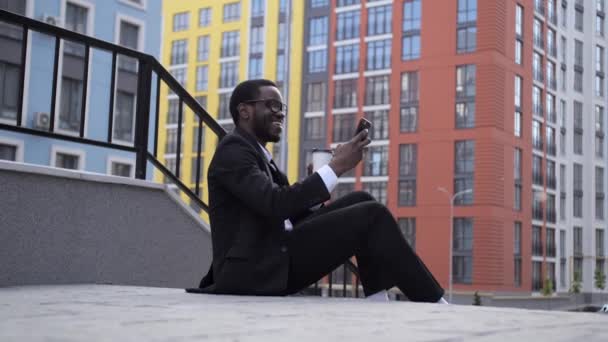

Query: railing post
134,59,153,180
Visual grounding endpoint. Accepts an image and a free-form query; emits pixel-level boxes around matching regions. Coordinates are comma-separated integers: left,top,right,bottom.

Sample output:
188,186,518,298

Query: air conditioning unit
41,14,61,27
34,112,50,130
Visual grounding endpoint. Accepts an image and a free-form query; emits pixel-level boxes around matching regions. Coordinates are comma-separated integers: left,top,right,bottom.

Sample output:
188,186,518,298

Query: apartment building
159,0,306,219
159,0,607,298
0,0,161,179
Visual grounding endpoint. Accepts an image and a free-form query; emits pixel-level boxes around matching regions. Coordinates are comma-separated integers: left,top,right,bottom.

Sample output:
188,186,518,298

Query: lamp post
437,187,473,303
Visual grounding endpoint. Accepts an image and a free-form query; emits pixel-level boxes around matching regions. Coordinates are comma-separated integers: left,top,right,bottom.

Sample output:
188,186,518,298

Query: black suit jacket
198,127,331,295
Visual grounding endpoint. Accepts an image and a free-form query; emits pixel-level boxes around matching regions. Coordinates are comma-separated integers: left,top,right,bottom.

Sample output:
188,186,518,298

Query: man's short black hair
229,79,278,125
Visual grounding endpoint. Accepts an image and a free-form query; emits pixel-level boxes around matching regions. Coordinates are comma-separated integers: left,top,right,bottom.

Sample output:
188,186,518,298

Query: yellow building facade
158,0,305,219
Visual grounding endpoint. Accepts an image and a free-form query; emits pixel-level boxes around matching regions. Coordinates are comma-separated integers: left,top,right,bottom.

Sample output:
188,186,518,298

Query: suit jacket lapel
234,127,273,180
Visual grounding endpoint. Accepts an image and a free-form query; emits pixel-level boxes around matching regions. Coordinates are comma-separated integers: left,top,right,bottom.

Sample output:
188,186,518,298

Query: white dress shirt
258,143,338,230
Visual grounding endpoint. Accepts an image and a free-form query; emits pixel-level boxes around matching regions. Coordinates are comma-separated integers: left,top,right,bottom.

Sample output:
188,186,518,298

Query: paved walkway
0,285,606,341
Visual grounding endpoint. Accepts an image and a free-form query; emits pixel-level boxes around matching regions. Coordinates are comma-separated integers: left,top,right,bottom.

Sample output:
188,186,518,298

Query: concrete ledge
1,285,607,341
0,160,163,190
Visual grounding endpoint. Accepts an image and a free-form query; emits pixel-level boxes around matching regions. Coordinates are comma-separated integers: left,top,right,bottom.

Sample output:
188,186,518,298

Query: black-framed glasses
243,98,287,114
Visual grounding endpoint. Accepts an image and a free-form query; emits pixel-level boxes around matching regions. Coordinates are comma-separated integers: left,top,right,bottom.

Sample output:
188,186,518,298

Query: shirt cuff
316,164,338,194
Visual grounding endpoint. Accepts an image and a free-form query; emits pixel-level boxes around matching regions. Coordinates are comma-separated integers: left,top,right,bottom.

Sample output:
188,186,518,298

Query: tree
595,268,606,303
570,271,582,310
472,291,482,306
541,278,553,296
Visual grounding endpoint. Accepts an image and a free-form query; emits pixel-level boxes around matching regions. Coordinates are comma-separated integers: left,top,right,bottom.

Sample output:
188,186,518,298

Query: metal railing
0,9,362,299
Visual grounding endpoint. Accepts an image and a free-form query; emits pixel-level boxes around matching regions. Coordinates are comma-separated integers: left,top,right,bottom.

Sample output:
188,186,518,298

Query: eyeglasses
243,99,287,114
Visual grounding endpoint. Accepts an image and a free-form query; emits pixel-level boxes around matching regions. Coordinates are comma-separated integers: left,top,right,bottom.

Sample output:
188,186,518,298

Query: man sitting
196,79,447,303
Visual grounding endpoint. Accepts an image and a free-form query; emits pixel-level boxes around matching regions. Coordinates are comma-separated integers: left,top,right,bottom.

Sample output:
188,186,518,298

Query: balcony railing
546,245,556,257
533,206,544,220
533,172,544,186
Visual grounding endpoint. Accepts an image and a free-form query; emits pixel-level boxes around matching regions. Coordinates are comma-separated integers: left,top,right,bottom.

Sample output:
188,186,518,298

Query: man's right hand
328,129,371,177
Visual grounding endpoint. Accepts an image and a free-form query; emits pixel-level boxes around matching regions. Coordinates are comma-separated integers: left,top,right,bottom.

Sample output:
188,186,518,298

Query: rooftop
1,285,606,341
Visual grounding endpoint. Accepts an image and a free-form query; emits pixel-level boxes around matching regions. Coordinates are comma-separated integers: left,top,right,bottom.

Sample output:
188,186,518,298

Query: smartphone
355,118,372,136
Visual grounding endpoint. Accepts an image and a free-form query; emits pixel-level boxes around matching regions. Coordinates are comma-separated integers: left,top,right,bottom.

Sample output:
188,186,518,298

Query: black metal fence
0,9,362,299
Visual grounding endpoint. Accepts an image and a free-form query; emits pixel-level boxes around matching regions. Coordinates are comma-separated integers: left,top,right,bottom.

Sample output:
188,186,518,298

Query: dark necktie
268,159,288,186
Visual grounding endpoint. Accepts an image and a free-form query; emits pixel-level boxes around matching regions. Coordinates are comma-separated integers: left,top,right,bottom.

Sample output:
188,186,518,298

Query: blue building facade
0,0,161,179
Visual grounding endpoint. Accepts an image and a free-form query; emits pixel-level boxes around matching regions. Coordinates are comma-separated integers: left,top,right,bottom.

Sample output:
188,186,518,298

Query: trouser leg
285,199,444,302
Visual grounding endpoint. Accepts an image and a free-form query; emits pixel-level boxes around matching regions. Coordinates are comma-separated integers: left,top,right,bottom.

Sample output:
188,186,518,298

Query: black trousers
284,191,444,302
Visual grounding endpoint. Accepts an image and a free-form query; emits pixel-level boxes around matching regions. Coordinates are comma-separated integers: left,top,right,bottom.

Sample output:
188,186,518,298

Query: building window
53,148,83,170
113,91,135,142
197,36,210,62
532,261,542,291
532,225,543,257
218,93,232,120
367,5,392,36
333,113,356,143
336,10,360,41
117,20,140,72
457,0,477,53
311,0,330,8
221,31,240,58
574,101,583,155
249,57,263,79
0,142,18,161
0,62,20,121
574,163,583,218
547,126,556,156
364,75,389,106
574,226,583,279
560,164,566,220
398,218,416,250
363,145,389,176
400,71,418,133
199,8,211,27
190,156,204,184
173,12,189,32
309,16,328,46
304,116,324,140
110,160,133,178
251,0,264,17
192,125,205,153
171,39,187,65
575,5,584,32
58,77,83,132
560,229,567,287
402,35,420,61
547,194,556,223
597,167,605,220
249,26,264,55
166,99,179,125
453,217,473,284
196,66,208,92
219,62,239,88
514,148,522,211
308,49,327,73
399,144,417,206
574,40,584,92
367,39,391,70
455,65,476,128
533,155,543,187
362,181,387,205
514,222,522,286
596,105,605,158
336,44,359,74
334,79,357,109
364,110,389,140
306,82,326,112
223,2,240,22
454,140,474,205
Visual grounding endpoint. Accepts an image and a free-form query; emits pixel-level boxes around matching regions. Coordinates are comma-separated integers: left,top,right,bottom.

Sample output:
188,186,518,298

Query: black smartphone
355,118,372,136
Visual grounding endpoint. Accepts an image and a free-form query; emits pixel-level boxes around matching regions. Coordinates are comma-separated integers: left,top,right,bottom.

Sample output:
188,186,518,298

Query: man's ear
237,103,250,122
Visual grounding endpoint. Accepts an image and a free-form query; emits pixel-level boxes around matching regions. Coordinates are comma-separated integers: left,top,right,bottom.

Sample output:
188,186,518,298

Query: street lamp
437,186,473,303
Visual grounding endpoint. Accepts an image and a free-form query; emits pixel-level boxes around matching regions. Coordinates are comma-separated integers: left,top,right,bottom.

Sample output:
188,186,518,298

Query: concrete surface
0,285,606,342
0,161,212,288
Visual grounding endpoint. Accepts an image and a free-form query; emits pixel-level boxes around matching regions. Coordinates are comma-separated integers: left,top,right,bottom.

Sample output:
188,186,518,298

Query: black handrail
0,9,365,299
